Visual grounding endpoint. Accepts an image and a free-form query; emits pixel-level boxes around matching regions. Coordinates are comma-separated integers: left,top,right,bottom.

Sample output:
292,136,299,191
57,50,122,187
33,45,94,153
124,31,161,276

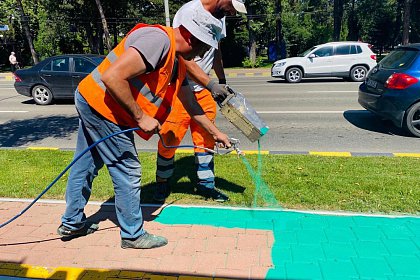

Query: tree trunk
402,0,412,45
333,0,345,41
247,15,257,65
275,0,285,59
347,0,359,41
85,23,97,54
94,0,112,52
15,0,38,64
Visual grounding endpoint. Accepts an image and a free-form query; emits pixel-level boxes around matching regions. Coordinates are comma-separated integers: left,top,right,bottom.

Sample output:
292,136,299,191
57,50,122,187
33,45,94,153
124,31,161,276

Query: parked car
271,41,377,83
358,44,420,137
13,54,105,105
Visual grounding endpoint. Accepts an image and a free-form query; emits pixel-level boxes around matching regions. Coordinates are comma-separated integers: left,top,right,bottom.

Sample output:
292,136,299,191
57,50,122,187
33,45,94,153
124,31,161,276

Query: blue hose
0,127,218,228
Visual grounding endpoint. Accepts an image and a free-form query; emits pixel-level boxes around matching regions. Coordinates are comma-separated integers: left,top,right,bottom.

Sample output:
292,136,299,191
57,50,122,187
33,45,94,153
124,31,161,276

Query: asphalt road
1,77,419,153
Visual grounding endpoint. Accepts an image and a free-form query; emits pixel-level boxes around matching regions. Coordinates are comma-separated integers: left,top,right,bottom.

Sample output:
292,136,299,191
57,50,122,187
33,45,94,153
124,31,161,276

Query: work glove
205,80,230,103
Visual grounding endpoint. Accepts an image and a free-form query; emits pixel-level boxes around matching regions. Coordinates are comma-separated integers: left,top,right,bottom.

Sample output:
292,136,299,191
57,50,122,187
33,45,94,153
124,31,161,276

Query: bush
242,56,265,68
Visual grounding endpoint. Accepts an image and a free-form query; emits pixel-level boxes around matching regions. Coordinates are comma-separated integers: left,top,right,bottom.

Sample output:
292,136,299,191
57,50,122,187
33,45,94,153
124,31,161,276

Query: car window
313,47,333,57
301,46,317,57
42,61,52,71
74,57,96,73
52,58,69,72
350,45,357,54
357,45,362,53
380,48,418,70
335,45,351,55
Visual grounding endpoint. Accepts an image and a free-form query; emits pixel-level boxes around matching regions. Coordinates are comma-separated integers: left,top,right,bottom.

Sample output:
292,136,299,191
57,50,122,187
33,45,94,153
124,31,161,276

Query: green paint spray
239,140,281,208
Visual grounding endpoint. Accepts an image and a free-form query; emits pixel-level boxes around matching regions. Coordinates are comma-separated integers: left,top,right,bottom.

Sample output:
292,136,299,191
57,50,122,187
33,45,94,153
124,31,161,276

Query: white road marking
257,111,354,114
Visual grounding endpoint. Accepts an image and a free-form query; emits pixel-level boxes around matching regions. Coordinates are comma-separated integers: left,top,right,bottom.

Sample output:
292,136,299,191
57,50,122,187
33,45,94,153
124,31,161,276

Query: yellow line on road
27,147,59,150
393,153,420,158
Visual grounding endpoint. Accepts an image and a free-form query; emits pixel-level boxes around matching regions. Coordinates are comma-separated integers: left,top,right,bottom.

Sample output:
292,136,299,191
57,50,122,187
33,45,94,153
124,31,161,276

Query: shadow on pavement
0,115,79,147
85,197,164,225
20,98,75,105
343,110,413,137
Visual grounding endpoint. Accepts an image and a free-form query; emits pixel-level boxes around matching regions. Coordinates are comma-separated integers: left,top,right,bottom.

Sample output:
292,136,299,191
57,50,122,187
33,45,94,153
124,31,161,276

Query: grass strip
0,150,419,214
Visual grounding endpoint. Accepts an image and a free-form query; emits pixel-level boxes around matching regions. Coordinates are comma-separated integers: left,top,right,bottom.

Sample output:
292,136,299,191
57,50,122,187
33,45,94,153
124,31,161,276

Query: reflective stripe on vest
77,23,185,140
90,63,164,109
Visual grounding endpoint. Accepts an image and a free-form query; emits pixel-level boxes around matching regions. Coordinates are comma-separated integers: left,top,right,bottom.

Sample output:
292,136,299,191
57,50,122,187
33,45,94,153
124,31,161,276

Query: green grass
0,150,419,215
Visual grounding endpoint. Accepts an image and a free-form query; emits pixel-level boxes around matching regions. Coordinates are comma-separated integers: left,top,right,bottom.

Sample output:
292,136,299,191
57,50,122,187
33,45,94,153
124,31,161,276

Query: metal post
164,0,170,27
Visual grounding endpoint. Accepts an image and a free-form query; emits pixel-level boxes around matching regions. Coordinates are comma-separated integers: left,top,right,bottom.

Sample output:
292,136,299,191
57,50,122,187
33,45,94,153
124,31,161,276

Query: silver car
271,41,377,83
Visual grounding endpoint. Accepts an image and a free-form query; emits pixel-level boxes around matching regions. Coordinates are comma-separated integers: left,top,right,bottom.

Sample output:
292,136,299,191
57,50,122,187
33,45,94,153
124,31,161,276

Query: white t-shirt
9,54,17,65
173,0,227,92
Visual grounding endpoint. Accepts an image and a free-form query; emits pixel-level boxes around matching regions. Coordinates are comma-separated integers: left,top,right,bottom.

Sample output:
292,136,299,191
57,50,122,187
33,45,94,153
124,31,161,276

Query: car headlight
273,62,286,68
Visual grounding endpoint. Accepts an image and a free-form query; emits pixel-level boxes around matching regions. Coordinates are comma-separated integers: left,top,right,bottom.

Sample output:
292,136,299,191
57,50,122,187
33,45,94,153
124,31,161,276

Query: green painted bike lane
155,206,420,280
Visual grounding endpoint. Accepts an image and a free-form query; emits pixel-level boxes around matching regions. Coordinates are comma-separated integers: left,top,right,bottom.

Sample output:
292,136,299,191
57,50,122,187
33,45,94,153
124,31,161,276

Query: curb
0,73,13,81
0,263,204,280
4,147,420,157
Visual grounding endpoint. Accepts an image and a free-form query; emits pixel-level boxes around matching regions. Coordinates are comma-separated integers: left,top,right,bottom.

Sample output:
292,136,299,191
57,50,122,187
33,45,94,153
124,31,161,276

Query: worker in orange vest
58,9,231,249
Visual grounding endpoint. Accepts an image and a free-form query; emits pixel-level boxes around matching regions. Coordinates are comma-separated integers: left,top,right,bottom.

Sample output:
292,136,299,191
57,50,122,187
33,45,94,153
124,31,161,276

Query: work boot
196,186,229,202
153,180,170,202
121,232,168,249
57,223,99,238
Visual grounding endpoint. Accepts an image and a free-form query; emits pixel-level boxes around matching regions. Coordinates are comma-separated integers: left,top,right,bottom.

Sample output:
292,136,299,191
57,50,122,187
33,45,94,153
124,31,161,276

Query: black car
13,54,105,105
358,44,420,137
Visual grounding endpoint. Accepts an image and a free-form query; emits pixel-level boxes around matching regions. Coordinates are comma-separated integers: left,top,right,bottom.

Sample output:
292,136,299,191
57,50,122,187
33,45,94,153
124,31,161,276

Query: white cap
11,52,15,55
232,0,247,14
174,1,223,49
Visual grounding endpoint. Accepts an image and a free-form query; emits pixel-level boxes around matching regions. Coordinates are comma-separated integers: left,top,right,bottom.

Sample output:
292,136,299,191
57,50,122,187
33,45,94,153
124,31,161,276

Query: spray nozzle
228,137,244,157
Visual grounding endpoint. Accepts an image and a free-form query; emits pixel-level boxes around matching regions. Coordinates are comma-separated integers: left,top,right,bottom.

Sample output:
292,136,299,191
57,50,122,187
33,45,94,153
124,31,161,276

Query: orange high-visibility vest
78,23,186,140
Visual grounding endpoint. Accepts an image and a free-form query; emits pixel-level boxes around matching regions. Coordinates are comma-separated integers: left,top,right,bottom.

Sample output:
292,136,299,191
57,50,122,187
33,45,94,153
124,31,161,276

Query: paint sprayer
217,85,269,152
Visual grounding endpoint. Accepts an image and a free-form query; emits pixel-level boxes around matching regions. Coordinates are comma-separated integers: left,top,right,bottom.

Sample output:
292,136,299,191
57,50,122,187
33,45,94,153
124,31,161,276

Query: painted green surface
155,206,420,280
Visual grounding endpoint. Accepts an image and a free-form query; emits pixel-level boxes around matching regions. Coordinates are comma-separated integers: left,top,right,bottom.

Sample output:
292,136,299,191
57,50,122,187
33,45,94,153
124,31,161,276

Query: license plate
366,79,377,88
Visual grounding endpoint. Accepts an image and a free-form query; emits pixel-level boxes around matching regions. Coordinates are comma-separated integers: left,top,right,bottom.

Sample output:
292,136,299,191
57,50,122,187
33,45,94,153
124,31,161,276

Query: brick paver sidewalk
1,200,419,280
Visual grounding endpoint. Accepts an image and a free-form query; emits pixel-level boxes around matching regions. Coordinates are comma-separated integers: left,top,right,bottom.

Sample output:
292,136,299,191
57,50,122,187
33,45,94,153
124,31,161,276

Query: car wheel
285,67,302,83
404,102,420,137
350,66,368,82
32,85,53,105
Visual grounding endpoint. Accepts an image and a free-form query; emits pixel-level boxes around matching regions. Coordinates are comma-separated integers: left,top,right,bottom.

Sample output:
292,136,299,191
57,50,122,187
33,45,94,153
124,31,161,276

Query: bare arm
178,85,231,148
212,44,226,83
101,47,161,133
184,59,211,86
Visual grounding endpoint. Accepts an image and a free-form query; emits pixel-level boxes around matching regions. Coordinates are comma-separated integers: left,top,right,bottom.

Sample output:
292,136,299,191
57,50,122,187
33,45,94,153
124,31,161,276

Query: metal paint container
218,86,269,142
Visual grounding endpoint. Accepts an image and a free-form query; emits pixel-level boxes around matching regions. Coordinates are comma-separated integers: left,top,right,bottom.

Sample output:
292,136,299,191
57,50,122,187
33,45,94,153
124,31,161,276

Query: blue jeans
61,90,145,239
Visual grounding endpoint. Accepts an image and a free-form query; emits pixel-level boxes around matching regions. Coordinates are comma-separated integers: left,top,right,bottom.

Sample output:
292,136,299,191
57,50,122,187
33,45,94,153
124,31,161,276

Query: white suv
271,41,377,83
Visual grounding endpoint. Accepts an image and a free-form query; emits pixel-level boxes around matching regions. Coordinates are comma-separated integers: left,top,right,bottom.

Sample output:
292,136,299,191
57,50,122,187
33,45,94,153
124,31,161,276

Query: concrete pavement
1,199,419,280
